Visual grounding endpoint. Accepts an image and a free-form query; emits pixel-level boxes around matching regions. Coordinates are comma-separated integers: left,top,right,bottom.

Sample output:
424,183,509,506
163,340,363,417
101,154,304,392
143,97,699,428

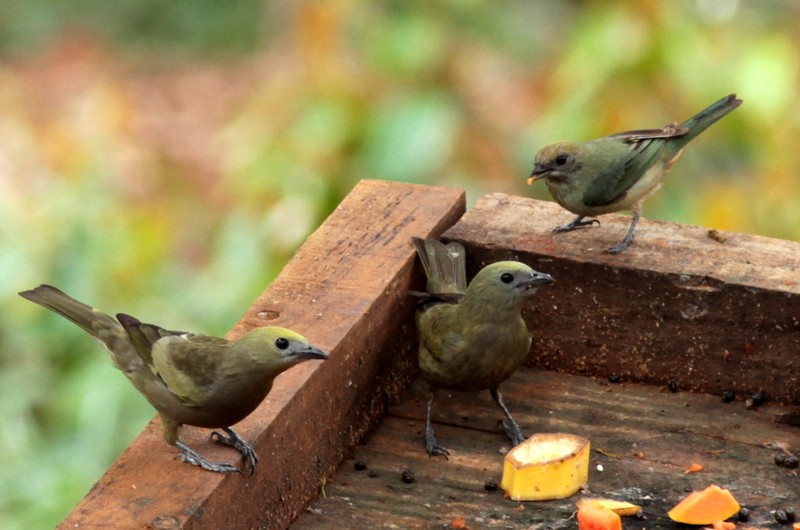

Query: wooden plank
58,180,466,530
293,369,800,529
444,194,800,404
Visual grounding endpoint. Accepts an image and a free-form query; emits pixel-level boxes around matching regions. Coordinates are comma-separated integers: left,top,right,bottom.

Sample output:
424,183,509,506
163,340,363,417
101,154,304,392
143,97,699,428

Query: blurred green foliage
1,1,798,527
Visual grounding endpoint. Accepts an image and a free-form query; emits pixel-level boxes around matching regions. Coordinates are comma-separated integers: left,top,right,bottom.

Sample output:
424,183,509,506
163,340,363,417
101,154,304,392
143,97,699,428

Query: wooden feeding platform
58,180,799,529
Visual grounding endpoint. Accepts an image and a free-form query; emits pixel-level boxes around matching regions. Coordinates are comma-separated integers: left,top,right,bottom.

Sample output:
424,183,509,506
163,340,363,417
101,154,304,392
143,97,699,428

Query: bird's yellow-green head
465,261,553,309
527,142,582,185
234,326,328,371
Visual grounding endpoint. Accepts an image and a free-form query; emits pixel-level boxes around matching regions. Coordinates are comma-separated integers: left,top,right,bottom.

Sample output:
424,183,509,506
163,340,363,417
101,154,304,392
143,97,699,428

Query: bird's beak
520,272,554,290
527,165,550,185
295,345,329,361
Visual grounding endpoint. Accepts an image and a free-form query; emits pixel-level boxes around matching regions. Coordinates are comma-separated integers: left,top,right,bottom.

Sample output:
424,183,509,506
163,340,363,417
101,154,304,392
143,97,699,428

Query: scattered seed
722,390,735,403
786,507,796,523
785,455,799,469
775,509,789,524
484,479,498,491
775,453,788,467
368,470,378,478
667,381,679,393
401,470,416,484
354,461,367,471
751,391,766,407
737,507,750,522
634,510,646,521
608,373,621,384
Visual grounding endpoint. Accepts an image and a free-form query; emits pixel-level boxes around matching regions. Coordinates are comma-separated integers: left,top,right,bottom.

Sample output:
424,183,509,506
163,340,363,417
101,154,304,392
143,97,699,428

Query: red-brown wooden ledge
58,180,466,529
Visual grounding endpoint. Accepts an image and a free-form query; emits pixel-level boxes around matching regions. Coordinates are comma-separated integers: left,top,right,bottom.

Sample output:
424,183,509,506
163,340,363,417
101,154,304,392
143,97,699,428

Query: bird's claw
426,441,451,459
174,441,242,474
497,419,526,447
552,217,600,234
211,428,258,475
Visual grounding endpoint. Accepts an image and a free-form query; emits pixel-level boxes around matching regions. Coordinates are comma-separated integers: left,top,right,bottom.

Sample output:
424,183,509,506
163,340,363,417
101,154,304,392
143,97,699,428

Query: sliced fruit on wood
667,484,740,524
500,433,589,501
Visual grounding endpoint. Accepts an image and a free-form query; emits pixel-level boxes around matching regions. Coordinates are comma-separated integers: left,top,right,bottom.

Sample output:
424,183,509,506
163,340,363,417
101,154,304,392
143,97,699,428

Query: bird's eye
555,154,568,166
500,272,514,284
275,338,289,350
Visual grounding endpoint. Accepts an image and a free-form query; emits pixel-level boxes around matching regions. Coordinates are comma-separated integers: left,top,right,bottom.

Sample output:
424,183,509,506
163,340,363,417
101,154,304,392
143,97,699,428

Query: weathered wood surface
58,180,466,530
293,368,800,529
445,194,800,404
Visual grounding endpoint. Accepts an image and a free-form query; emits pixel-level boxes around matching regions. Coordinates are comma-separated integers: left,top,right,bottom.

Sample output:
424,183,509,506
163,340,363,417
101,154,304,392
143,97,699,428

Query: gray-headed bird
411,237,553,456
528,93,742,254
19,284,327,474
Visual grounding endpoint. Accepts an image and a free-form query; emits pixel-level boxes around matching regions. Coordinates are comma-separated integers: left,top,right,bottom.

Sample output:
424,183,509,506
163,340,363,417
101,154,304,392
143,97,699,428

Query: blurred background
1,0,798,527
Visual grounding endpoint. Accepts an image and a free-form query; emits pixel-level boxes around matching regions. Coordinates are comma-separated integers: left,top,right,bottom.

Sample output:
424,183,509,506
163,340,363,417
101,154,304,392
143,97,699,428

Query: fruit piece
577,500,622,530
667,485,741,524
583,499,642,517
712,521,735,530
501,433,590,501
685,463,704,474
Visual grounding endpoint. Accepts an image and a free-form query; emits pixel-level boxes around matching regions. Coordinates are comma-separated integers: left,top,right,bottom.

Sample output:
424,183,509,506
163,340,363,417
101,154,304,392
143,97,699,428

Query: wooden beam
444,194,800,404
58,180,466,529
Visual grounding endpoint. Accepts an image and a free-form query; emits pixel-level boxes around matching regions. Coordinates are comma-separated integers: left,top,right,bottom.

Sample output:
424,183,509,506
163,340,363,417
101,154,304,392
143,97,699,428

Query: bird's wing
582,131,676,207
418,306,465,364
116,313,189,367
150,335,231,406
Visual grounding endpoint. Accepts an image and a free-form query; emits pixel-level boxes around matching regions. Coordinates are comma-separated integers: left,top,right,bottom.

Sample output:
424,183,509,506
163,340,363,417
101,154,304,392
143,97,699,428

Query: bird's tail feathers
19,284,119,338
678,93,741,144
411,237,466,295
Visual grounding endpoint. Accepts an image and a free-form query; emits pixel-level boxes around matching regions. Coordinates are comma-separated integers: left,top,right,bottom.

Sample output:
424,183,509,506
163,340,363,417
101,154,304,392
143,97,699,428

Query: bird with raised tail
410,237,553,457
528,93,742,254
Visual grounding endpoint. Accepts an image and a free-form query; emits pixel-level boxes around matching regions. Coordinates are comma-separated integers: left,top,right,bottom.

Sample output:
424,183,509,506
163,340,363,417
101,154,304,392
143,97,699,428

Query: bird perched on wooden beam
410,237,553,457
19,284,327,474
528,93,742,254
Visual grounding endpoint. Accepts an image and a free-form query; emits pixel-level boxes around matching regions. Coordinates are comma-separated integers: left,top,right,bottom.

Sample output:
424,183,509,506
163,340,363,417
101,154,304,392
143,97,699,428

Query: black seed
722,390,735,403
354,461,367,471
608,373,621,384
775,453,788,466
786,455,799,469
667,381,679,393
775,509,789,524
737,507,750,522
634,510,646,521
484,479,498,491
401,470,416,483
786,507,796,523
751,391,765,406
368,470,378,478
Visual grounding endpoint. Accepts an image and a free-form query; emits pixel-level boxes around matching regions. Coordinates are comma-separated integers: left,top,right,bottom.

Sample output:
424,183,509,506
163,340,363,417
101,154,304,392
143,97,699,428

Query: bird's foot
425,440,451,459
497,419,526,447
424,429,450,459
211,428,258,475
175,441,242,474
606,232,635,254
552,216,600,234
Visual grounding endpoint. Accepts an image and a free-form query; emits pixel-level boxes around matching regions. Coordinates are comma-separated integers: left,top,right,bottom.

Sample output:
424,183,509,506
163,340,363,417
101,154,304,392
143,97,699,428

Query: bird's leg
607,207,641,254
211,427,258,475
425,390,450,458
552,215,600,234
490,387,526,446
174,440,242,474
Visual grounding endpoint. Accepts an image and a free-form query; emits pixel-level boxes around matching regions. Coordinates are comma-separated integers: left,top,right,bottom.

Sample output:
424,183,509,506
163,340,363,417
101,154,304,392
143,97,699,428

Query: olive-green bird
411,237,553,457
528,93,742,254
19,284,327,474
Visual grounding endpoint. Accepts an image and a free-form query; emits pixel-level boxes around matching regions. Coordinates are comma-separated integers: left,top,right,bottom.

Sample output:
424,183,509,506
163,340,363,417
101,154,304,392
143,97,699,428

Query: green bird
19,284,327,474
528,93,742,254
411,237,553,456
